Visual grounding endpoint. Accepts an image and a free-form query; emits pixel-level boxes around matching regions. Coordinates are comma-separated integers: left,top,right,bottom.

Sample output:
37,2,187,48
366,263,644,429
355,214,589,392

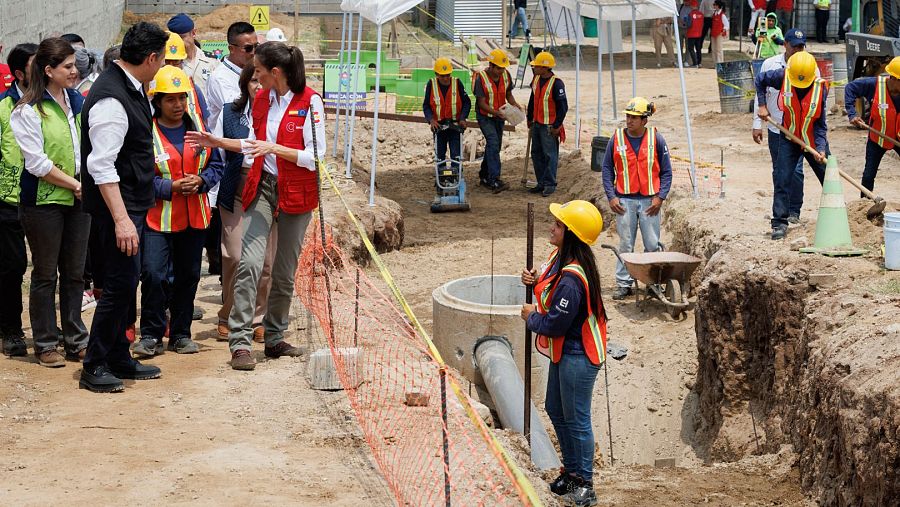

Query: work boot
36,349,66,368
65,347,87,362
541,186,556,197
564,477,597,507
528,185,545,194
231,349,257,371
2,335,27,357
132,338,159,358
264,341,306,359
216,323,230,341
79,365,124,393
787,214,800,224
490,180,510,194
771,226,787,240
549,471,577,496
612,286,633,300
192,306,204,320
168,337,200,354
108,359,161,380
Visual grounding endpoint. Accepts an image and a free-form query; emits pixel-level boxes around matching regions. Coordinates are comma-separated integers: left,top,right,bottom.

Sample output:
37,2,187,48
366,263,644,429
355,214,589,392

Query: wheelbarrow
601,245,702,319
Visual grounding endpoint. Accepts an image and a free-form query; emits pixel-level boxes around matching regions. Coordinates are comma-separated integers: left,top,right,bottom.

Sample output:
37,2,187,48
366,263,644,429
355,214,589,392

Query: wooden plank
324,107,517,132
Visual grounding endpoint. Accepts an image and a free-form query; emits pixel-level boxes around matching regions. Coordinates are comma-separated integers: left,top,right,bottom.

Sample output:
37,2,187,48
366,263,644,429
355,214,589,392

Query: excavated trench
665,197,900,506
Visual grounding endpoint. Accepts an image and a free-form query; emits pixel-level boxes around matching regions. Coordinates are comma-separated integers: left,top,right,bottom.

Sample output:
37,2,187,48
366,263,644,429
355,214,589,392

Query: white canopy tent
547,0,698,196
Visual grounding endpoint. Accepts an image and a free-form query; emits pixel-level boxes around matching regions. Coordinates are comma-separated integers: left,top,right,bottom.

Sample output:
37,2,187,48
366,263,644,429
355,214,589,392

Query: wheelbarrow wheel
665,279,684,320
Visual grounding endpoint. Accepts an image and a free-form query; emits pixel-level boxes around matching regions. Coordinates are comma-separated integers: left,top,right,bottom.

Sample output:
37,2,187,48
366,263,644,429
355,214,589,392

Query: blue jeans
772,135,826,229
531,124,559,190
862,137,900,193
509,7,529,37
435,128,461,167
140,227,206,343
767,130,805,219
614,196,662,288
545,353,600,481
478,115,505,184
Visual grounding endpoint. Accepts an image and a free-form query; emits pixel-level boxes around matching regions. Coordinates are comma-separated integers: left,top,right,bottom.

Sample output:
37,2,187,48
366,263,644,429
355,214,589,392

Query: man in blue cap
167,13,218,94
751,28,817,233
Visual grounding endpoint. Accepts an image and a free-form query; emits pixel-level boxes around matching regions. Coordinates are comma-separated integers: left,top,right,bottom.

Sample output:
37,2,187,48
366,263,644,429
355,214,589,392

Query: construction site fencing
293,166,542,506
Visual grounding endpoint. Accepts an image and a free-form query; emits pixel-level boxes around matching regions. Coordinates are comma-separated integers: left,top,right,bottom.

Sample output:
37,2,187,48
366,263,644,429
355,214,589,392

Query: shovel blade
867,199,887,220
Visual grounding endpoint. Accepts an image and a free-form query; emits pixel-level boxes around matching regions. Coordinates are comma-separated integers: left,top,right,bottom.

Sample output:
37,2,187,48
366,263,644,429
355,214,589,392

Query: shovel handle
862,124,900,148
765,117,824,161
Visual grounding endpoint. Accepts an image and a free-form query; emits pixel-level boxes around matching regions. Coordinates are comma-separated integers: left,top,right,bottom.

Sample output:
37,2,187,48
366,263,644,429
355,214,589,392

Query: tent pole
342,12,354,160
597,5,602,136
608,21,617,120
671,15,699,197
346,13,364,178
575,1,581,148
369,23,383,207
630,2,637,97
333,12,348,157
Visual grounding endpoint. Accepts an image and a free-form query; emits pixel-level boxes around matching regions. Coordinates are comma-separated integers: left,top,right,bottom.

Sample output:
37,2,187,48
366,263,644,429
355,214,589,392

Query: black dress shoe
528,185,545,194
109,360,161,380
80,365,125,393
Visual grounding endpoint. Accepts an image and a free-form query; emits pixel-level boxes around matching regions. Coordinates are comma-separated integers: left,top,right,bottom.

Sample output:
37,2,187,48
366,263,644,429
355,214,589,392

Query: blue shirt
601,129,673,200
755,68,828,151
844,76,900,120
526,259,589,355
153,120,224,201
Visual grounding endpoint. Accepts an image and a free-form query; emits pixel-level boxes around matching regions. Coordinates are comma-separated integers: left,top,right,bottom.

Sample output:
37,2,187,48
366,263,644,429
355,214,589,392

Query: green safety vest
0,95,24,205
31,99,81,206
816,0,830,8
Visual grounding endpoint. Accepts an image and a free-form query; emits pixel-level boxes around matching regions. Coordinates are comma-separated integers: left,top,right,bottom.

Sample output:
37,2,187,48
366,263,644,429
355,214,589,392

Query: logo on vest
880,103,890,109
285,122,297,133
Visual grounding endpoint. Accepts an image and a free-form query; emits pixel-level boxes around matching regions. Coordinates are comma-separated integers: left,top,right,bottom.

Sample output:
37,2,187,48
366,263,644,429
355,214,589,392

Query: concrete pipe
473,336,561,471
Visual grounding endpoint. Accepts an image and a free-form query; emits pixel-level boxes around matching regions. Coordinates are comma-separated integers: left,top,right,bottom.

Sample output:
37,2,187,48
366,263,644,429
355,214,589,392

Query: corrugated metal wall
436,0,456,40
435,0,503,42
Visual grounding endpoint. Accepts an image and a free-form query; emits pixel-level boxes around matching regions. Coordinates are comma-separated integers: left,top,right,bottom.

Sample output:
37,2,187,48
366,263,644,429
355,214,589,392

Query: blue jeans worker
527,51,568,197
423,57,471,169
509,0,530,38
843,57,900,194
601,97,672,300
474,49,523,193
756,50,829,240
520,200,607,506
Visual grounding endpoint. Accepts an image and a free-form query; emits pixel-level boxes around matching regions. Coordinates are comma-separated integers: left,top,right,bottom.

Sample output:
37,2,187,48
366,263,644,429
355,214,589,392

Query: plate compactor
431,121,471,213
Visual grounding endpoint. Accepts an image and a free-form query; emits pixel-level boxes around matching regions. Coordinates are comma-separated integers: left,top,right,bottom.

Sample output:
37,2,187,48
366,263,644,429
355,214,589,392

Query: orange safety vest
428,78,462,122
146,118,212,232
186,78,205,128
533,249,608,366
779,77,828,151
612,127,662,196
475,69,510,117
531,74,558,125
869,75,900,149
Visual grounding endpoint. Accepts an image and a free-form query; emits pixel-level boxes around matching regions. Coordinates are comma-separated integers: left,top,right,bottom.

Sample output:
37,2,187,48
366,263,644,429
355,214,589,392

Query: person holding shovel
520,199,607,506
755,50,828,240
844,56,900,194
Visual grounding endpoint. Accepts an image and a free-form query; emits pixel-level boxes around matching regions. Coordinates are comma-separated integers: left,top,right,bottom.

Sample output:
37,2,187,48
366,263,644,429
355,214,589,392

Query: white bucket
885,212,900,270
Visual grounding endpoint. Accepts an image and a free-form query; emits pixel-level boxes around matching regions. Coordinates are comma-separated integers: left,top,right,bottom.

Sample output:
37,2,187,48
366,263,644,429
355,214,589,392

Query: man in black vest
79,22,168,393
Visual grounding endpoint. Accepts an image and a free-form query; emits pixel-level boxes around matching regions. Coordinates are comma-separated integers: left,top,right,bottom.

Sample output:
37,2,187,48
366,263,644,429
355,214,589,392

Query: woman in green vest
9,37,90,367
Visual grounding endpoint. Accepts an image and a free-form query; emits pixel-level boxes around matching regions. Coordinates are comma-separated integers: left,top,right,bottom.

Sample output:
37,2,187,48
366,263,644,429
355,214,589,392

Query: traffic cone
800,156,866,257
466,37,479,67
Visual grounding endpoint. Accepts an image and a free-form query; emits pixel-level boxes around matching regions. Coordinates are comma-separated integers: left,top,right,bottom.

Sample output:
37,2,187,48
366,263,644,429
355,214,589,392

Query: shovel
862,123,900,148
765,117,887,218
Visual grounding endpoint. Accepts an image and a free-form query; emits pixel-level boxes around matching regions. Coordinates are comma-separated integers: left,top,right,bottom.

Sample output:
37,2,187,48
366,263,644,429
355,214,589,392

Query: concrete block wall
125,0,345,16
0,0,126,59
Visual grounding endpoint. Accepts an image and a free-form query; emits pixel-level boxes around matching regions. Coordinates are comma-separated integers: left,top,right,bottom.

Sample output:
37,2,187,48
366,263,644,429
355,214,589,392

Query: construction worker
601,97,672,300
508,0,531,40
756,13,785,59
756,50,829,240
167,13,218,93
814,0,831,43
520,200,607,507
423,57,470,171
475,49,522,194
0,42,37,358
9,38,90,366
527,51,567,197
752,28,813,226
844,56,900,194
163,32,209,126
132,66,223,358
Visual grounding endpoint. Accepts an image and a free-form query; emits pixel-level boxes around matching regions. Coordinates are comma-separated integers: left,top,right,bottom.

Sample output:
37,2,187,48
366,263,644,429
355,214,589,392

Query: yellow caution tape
717,77,757,99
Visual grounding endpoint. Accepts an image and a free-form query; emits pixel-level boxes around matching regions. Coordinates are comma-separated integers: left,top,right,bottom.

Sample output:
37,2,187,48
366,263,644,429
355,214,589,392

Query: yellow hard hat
624,96,655,117
549,200,603,245
530,51,556,68
885,56,900,79
434,57,453,75
165,32,187,61
151,65,192,95
786,51,817,88
487,48,510,68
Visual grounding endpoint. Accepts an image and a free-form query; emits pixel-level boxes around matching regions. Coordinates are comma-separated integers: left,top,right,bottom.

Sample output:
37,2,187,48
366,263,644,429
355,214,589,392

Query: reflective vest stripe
430,78,458,121
614,129,631,193
532,76,557,124
871,75,896,149
477,70,510,117
781,78,797,133
561,264,606,366
645,127,657,194
150,126,174,232
799,80,824,147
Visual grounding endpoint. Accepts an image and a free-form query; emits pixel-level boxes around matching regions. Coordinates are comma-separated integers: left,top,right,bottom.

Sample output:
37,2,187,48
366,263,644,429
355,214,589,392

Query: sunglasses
229,43,258,53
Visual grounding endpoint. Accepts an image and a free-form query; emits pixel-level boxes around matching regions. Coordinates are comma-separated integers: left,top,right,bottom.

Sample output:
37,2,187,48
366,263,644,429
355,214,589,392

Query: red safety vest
776,0,793,10
711,11,726,36
778,77,828,151
752,0,766,9
146,118,212,232
243,86,321,215
428,78,463,121
533,249,608,366
475,70,510,117
868,75,900,149
686,10,704,38
531,74,558,125
611,127,662,196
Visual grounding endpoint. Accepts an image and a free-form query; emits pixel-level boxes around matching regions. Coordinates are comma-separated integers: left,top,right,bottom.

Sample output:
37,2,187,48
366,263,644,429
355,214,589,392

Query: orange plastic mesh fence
670,155,726,198
294,184,542,506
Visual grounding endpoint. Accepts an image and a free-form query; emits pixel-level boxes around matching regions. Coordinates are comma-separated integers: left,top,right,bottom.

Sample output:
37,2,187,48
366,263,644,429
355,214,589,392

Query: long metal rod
608,21,617,120
440,367,451,507
333,12,348,157
345,13,364,179
631,2,637,97
603,359,614,465
341,12,354,160
368,23,383,207
524,202,534,447
597,5,603,135
574,1,581,147
672,16,699,197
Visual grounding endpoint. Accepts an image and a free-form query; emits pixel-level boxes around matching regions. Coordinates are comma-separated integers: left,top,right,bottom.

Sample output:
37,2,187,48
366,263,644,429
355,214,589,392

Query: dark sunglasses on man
229,42,258,53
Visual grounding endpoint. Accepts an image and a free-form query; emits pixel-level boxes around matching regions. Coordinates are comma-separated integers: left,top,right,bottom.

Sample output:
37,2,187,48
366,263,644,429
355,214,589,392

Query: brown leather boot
230,350,256,370
264,341,305,359
36,350,66,368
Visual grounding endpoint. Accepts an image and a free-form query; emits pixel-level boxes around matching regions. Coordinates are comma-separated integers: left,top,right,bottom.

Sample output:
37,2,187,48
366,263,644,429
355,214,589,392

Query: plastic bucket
716,61,754,114
832,52,848,110
886,212,900,270
813,53,835,110
591,135,610,172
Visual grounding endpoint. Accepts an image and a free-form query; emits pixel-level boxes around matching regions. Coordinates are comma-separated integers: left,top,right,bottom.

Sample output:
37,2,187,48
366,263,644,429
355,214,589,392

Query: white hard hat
266,28,287,42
